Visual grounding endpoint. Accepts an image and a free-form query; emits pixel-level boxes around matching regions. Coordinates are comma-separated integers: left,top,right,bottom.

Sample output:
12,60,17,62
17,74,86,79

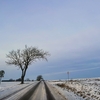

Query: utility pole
67,71,69,82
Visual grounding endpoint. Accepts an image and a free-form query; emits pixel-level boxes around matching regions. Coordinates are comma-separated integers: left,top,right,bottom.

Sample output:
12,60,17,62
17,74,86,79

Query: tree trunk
21,68,27,84
21,75,24,84
21,69,24,84
0,77,1,84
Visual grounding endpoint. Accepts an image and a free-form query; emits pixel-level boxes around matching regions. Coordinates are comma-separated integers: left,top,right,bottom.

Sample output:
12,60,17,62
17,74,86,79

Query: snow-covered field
0,81,36,100
49,77,100,100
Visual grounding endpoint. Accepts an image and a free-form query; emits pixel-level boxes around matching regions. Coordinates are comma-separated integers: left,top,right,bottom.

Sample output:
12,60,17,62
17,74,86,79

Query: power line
43,66,100,76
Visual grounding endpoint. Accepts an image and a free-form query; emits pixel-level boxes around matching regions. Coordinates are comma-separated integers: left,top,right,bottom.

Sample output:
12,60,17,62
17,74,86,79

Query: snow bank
49,78,100,100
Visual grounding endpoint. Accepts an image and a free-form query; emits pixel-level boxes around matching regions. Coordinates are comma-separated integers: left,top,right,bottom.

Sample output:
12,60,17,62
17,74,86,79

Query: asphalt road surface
2,81,67,100
28,81,47,100
19,81,67,100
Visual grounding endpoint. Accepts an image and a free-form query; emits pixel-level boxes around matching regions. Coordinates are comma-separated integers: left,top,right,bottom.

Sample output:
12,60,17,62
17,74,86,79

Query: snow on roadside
50,82,84,100
6,82,39,100
49,78,100,100
0,82,20,92
0,81,35,99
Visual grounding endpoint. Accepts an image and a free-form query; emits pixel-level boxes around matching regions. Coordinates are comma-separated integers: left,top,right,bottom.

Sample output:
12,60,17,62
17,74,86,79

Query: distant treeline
2,78,34,82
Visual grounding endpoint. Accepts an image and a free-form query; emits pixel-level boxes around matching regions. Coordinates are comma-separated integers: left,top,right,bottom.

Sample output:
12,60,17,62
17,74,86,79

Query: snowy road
28,81,47,100
19,81,67,100
1,81,67,100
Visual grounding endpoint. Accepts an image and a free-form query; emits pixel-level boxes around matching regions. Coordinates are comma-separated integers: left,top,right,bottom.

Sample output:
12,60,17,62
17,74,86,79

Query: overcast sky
0,0,100,80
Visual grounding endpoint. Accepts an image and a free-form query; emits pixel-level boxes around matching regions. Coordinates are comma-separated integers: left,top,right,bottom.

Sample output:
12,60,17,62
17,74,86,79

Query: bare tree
0,70,5,84
6,45,49,84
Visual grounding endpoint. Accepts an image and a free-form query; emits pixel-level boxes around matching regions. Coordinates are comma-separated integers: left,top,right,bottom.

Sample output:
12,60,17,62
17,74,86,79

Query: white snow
0,81,37,100
49,77,100,100
0,78,100,100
